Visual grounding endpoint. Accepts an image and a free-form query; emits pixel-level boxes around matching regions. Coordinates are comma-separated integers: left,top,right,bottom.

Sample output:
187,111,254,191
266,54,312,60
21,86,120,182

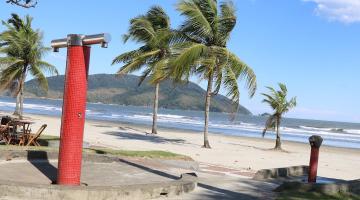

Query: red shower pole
83,46,91,78
308,135,323,183
51,34,110,185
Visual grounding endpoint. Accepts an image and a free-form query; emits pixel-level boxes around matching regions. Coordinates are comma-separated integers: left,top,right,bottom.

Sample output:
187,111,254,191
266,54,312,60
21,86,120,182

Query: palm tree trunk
203,73,213,148
17,69,26,120
275,116,281,150
19,81,24,120
151,83,159,134
13,92,21,116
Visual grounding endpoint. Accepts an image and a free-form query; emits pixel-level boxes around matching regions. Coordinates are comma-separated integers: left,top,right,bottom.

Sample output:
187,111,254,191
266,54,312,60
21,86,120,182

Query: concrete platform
0,150,197,200
0,149,284,200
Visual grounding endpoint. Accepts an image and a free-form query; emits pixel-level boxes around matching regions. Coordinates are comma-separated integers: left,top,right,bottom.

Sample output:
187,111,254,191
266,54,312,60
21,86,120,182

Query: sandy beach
2,112,359,181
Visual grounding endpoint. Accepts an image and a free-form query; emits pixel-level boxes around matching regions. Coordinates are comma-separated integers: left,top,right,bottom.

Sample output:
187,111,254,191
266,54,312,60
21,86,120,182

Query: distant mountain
21,74,251,114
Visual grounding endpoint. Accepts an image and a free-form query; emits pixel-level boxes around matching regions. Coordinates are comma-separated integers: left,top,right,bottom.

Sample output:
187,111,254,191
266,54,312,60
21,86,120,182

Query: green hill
23,74,252,114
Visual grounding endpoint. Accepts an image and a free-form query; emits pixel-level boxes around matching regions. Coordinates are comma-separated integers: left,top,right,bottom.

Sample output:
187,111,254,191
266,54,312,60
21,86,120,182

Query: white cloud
303,0,360,23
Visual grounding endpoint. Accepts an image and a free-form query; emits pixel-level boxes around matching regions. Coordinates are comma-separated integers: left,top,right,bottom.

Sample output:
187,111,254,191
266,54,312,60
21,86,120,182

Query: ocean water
0,96,359,149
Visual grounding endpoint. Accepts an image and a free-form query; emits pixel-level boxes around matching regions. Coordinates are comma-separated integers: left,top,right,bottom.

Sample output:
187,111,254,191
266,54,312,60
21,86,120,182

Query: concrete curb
0,174,197,200
253,165,359,196
274,180,360,195
253,165,309,180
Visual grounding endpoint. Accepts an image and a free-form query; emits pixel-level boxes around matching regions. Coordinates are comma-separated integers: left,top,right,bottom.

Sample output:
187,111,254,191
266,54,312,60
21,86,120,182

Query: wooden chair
0,123,9,142
26,124,47,146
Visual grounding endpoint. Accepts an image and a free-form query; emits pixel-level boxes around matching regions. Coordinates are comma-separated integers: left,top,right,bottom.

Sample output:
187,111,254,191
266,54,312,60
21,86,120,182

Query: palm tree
0,14,58,119
112,6,172,134
1,13,26,115
262,83,297,150
171,0,257,148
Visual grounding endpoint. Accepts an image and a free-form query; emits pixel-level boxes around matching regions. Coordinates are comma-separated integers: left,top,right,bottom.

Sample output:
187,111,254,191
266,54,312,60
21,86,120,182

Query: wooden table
8,120,34,145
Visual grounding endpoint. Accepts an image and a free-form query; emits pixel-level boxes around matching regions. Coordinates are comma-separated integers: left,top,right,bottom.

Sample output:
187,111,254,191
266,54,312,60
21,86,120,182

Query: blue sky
1,0,359,123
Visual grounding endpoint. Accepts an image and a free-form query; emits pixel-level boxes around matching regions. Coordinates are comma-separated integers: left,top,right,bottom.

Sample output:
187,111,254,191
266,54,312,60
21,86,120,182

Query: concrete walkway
161,176,276,200
128,159,279,200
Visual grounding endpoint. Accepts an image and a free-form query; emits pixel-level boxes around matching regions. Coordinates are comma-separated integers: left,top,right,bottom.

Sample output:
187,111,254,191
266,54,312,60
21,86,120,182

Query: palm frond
170,43,208,82
115,49,161,76
278,82,287,94
147,6,170,30
0,57,23,65
116,59,147,76
212,70,222,96
219,1,236,45
149,58,169,84
36,60,58,75
177,0,214,41
111,48,147,65
128,17,156,44
227,51,257,97
138,67,153,86
223,65,240,113
29,64,48,91
0,64,22,91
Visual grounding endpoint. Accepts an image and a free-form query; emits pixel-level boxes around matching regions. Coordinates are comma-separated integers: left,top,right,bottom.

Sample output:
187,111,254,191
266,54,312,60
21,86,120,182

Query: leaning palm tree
1,13,26,115
0,14,58,119
112,6,172,135
262,83,297,150
171,0,257,148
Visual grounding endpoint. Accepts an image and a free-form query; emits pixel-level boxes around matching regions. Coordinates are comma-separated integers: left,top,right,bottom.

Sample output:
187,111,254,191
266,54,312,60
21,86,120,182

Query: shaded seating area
0,116,47,146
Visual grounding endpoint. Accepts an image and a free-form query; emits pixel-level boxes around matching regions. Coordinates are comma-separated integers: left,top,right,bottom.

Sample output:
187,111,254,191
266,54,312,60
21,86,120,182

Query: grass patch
0,144,55,151
0,145,192,160
86,147,193,160
39,135,60,141
1,137,193,160
276,191,360,200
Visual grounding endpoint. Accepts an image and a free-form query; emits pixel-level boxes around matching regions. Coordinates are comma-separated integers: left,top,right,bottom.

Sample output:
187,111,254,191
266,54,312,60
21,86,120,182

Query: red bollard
51,34,110,185
308,135,323,183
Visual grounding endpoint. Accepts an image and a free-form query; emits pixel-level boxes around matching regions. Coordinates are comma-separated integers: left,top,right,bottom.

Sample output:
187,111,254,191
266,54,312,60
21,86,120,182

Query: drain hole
160,192,168,196
81,182,89,186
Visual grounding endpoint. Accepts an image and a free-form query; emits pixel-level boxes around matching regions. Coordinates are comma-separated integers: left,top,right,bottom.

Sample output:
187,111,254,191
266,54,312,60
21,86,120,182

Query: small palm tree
112,6,172,134
0,14,58,119
171,0,257,148
262,83,297,150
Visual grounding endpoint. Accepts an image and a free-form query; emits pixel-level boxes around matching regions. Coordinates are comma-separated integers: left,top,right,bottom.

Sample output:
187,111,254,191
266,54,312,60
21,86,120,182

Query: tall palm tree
171,0,257,148
1,13,26,115
262,83,297,150
112,6,172,134
0,14,58,119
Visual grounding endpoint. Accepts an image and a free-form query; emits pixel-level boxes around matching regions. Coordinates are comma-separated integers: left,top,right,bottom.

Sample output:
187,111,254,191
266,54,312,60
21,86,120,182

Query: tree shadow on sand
103,131,188,145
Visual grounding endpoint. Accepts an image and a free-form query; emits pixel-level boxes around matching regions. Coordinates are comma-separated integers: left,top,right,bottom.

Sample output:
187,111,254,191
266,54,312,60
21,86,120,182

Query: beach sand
2,112,360,180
